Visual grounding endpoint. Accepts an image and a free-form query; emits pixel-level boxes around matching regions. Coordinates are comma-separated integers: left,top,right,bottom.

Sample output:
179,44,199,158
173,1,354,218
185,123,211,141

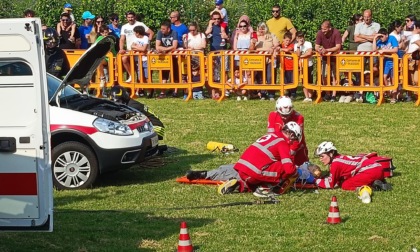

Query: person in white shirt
182,22,206,51
406,20,420,91
354,9,381,52
294,31,313,102
119,11,154,82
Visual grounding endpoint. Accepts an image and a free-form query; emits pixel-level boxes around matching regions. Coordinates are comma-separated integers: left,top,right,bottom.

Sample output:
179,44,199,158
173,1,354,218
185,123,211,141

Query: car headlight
93,118,133,136
144,121,154,132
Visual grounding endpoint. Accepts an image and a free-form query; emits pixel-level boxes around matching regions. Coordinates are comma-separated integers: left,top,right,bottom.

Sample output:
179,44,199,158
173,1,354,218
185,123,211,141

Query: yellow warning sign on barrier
150,55,171,69
240,55,264,69
337,56,363,71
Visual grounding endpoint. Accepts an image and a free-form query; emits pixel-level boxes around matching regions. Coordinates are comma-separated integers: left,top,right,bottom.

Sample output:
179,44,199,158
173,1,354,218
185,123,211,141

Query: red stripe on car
127,121,146,130
0,173,38,195
51,125,98,134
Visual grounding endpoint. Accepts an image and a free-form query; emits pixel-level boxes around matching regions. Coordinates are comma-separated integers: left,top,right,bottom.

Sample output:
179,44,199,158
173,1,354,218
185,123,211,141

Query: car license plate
151,135,158,147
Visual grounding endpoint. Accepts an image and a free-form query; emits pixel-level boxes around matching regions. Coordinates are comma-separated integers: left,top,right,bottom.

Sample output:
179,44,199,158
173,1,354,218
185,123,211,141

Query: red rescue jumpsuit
315,154,384,191
234,132,296,192
267,111,309,166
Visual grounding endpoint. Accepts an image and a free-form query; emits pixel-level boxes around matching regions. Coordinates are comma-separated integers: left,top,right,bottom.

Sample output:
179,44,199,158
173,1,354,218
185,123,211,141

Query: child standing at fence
227,66,248,100
190,65,204,100
294,31,313,102
281,32,295,99
372,28,398,103
131,25,150,96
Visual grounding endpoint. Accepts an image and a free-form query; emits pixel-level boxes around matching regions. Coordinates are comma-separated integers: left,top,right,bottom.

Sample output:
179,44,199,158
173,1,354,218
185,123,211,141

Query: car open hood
50,36,115,102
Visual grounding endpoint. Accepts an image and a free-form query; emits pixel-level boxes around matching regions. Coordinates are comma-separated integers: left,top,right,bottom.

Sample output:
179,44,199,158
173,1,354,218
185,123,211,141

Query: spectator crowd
25,2,420,103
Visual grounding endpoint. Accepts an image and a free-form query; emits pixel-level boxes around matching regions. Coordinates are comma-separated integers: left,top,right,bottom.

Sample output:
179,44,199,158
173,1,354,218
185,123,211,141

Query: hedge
3,0,420,48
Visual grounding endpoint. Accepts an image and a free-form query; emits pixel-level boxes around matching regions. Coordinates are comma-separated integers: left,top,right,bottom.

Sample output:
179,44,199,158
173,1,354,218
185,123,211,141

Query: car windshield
47,73,80,101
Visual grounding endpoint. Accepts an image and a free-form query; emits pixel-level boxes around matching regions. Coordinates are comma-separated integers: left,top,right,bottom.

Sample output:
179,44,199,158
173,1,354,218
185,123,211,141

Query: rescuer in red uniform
186,122,302,195
267,96,308,166
314,141,392,203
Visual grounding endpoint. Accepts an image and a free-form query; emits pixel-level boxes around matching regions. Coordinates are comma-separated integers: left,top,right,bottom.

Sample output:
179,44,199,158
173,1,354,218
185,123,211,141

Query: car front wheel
52,141,99,190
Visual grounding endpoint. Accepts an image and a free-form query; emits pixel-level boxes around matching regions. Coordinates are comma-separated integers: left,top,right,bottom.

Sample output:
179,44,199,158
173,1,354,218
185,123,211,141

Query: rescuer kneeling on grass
186,122,302,197
314,141,392,203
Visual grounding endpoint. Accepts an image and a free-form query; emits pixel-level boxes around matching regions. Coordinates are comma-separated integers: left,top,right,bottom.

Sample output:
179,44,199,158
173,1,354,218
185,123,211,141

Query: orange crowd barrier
63,49,115,97
402,53,420,106
63,49,420,106
115,50,206,101
206,50,299,102
302,51,400,106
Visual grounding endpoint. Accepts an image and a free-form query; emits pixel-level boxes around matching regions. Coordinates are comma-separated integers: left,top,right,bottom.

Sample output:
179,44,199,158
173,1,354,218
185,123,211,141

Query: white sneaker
303,98,312,102
338,95,346,103
253,186,279,198
269,97,275,101
243,96,248,100
237,96,241,101
125,76,132,83
358,191,371,204
99,78,105,88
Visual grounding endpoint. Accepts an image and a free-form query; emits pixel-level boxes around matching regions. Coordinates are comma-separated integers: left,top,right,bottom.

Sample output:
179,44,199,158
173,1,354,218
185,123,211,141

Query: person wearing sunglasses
402,14,417,42
266,4,296,44
108,13,121,51
57,9,77,46
57,13,80,49
205,11,229,99
85,15,105,47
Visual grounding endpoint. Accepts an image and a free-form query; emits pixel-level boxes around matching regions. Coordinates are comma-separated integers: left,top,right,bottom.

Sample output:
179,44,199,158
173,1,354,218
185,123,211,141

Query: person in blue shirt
372,28,399,103
169,11,188,48
108,13,121,51
79,11,95,49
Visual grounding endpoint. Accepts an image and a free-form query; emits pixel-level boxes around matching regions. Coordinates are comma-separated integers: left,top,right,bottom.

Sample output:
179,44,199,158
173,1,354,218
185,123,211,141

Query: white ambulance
47,37,159,190
0,19,53,231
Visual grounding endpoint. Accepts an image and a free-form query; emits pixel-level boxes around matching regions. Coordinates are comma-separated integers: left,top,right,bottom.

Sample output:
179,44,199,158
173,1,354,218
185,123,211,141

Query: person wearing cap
62,3,75,23
210,0,228,29
185,122,302,196
79,11,95,49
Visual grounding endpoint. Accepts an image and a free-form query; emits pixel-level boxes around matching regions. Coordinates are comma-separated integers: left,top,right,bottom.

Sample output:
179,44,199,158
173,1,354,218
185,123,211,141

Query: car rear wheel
52,141,99,190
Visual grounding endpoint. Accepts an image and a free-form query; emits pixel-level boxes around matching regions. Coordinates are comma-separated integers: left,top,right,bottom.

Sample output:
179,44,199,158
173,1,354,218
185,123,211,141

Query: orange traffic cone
177,222,193,252
326,196,342,224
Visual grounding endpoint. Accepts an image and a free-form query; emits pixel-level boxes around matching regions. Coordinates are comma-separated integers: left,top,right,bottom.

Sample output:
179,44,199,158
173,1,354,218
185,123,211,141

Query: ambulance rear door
0,18,53,231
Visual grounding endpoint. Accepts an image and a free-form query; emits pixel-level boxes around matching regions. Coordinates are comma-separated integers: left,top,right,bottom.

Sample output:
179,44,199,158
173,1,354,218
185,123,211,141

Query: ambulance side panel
0,18,53,231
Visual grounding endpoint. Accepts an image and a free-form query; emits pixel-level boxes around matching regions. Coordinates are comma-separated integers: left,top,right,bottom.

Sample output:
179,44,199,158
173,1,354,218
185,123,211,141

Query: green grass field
1,98,420,251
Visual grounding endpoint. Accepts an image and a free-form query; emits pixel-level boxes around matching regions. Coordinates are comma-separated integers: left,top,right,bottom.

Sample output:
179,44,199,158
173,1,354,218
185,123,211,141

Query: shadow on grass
95,146,215,187
0,210,214,251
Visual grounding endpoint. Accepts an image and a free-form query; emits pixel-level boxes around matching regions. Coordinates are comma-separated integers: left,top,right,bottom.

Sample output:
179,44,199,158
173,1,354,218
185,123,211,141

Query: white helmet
283,121,302,143
314,141,337,156
276,96,294,116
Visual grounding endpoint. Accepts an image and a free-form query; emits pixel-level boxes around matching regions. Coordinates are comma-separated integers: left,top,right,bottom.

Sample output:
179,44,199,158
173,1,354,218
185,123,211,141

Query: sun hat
64,3,72,10
82,11,95,20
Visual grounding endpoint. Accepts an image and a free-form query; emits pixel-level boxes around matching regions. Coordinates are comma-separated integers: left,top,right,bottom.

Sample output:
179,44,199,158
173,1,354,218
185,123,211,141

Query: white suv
47,37,158,190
